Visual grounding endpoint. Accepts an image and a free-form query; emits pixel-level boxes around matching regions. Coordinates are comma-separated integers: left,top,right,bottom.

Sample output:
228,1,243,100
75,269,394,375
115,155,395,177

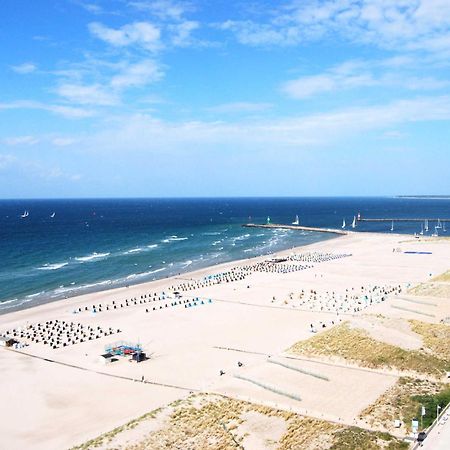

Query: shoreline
0,230,338,317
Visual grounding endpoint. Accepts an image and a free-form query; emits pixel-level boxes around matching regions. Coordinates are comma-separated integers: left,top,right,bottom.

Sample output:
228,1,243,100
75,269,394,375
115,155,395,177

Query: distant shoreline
395,196,450,200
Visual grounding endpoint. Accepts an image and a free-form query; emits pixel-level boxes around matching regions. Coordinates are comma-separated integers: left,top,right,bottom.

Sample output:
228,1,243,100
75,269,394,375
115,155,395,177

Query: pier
242,223,348,235
357,218,450,222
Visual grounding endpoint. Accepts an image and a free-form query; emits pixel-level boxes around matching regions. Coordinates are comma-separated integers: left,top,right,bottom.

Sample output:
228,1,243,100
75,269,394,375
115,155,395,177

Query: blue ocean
1,197,449,313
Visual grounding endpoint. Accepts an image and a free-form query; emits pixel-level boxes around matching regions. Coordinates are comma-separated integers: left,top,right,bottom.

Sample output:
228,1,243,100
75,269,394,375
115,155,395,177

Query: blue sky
1,0,450,198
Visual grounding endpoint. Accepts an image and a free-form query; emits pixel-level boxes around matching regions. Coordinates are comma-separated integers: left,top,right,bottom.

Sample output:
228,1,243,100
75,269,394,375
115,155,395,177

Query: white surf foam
37,262,69,271
75,252,110,262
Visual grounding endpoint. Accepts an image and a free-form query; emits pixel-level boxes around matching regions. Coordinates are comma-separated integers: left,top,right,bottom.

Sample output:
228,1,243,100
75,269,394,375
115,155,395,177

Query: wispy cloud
128,0,192,21
111,59,163,88
89,21,161,51
83,95,450,153
281,59,449,99
2,135,39,146
55,83,119,106
0,154,17,169
168,20,199,47
0,100,95,119
219,0,450,56
11,62,37,74
207,102,273,114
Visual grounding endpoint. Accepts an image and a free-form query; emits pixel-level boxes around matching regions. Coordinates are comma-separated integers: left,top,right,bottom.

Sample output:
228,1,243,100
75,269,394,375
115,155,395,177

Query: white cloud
169,20,199,46
0,154,16,169
51,137,77,146
11,63,37,74
2,135,39,146
220,0,450,55
0,100,95,119
207,102,273,114
85,95,450,152
128,0,191,21
89,21,161,51
281,59,449,99
56,83,118,106
110,59,163,88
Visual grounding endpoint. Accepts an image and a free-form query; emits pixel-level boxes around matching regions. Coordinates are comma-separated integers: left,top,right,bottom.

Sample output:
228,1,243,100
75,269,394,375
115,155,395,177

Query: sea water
1,197,449,312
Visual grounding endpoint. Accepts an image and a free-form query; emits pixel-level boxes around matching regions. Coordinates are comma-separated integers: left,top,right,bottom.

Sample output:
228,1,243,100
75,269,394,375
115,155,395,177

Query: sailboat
351,216,356,229
266,216,271,225
50,212,56,218
21,210,29,218
390,220,394,232
432,227,439,237
425,220,429,232
436,218,442,229
420,223,424,235
292,215,299,225
342,219,346,229
443,222,447,232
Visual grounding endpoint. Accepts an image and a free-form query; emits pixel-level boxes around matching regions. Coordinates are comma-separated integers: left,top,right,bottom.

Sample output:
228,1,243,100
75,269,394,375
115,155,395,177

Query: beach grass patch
432,270,450,282
287,322,450,376
360,377,443,433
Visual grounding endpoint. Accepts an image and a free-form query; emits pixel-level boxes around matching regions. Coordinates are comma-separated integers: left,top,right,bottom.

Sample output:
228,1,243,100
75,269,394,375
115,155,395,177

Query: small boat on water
425,220,429,232
266,216,271,225
390,220,394,232
292,215,299,225
21,210,29,218
436,218,442,229
443,222,447,232
351,216,356,229
432,227,439,237
50,212,56,218
342,219,346,229
420,223,424,235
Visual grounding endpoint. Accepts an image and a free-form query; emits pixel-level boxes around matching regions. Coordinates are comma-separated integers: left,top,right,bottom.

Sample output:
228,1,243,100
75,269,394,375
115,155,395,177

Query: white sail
292,215,299,225
266,216,271,225
443,222,447,232
420,223,424,235
50,212,55,218
21,210,29,218
425,220,429,232
351,216,356,228
436,218,442,229
390,220,394,231
342,219,346,229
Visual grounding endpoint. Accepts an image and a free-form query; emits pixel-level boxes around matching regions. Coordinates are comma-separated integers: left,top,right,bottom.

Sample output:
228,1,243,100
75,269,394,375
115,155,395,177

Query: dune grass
73,393,408,450
409,282,450,298
360,377,443,433
288,322,450,377
410,320,450,361
432,270,450,282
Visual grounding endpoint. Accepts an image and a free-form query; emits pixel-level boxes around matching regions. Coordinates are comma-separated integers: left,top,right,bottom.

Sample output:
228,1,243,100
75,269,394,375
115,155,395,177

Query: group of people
2,319,120,350
272,284,403,314
68,252,354,317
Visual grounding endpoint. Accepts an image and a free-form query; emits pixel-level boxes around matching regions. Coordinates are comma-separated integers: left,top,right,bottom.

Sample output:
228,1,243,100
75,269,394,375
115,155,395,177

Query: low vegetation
410,320,450,361
409,282,450,298
412,385,450,429
73,393,408,450
432,270,450,282
288,322,450,377
360,377,444,432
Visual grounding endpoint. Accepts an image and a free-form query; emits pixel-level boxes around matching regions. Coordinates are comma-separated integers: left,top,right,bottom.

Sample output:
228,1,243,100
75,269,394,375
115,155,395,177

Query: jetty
242,223,348,235
357,218,450,223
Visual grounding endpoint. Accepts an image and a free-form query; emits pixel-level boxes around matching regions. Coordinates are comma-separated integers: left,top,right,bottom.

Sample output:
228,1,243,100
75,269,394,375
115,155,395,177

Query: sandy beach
1,231,450,449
